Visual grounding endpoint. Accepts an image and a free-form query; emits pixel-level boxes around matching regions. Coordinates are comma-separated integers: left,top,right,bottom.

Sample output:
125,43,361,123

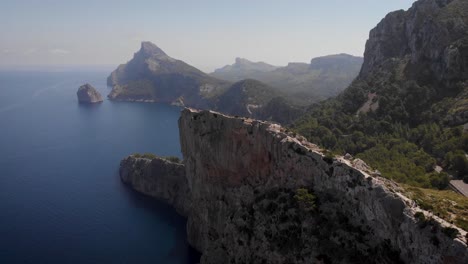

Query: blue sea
0,70,199,263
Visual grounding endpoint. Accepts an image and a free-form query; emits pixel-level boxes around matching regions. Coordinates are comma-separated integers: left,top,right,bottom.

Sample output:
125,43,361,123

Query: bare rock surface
76,83,103,103
120,108,468,264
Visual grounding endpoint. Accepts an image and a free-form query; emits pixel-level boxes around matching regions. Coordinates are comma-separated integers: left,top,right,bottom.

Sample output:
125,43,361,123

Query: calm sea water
0,71,199,263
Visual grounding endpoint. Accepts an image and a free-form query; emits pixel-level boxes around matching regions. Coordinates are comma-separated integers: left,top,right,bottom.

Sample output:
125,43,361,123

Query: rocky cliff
341,0,468,124
120,156,190,216
360,0,468,83
76,83,103,103
120,108,468,264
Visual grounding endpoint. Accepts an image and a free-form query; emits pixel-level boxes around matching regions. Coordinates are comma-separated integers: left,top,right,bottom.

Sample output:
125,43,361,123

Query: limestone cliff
120,108,468,264
120,156,190,216
340,0,468,125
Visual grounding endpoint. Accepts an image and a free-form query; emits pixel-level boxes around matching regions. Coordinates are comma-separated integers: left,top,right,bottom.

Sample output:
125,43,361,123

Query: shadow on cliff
117,171,201,264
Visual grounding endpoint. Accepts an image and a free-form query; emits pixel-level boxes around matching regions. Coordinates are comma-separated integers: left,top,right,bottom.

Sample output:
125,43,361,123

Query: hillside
211,54,363,104
214,79,302,123
293,0,468,228
211,58,279,81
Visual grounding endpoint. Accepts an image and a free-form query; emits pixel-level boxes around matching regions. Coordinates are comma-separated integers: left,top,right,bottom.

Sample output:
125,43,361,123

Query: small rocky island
76,84,103,103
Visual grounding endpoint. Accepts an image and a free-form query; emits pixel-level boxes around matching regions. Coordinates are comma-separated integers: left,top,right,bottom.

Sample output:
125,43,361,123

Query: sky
0,0,415,72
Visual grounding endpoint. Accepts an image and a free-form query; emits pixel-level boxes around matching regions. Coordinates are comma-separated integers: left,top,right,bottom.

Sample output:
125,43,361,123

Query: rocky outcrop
76,84,103,103
120,108,468,264
120,156,190,216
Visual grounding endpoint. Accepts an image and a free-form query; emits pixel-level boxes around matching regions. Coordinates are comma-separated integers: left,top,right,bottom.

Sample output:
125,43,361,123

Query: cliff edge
120,108,467,264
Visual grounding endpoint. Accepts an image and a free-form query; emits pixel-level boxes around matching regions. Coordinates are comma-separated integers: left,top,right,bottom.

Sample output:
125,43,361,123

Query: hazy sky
0,0,415,72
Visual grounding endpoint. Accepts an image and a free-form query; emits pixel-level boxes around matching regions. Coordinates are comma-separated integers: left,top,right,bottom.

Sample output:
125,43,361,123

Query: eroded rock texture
76,84,103,103
120,108,467,264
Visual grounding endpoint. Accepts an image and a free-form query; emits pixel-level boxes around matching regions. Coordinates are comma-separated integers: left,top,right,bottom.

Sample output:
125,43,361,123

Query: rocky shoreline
120,108,468,264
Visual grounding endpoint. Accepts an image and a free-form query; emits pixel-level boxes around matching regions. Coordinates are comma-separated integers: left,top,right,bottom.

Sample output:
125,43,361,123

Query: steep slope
107,41,229,108
293,0,468,193
211,54,363,103
120,109,468,264
340,0,468,124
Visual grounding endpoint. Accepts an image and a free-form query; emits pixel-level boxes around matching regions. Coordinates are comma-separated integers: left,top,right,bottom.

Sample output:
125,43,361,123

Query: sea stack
77,84,103,103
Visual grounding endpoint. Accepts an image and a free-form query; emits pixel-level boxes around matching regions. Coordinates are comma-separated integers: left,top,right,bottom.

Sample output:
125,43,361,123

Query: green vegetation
442,227,460,239
294,188,317,212
291,78,468,231
403,186,468,231
414,212,427,228
132,153,157,159
293,98,468,190
163,156,181,163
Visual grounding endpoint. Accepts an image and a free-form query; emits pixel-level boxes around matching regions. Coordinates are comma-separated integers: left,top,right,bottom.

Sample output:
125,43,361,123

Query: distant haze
0,0,415,72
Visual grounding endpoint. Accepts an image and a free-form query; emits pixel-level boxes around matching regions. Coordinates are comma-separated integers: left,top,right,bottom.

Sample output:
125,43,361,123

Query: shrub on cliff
294,188,316,212
414,212,429,228
442,227,459,239
163,156,181,163
142,153,157,159
132,153,157,159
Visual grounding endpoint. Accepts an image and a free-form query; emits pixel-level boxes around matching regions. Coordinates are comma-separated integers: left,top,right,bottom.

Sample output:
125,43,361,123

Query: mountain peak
139,41,167,57
235,57,252,65
309,54,363,70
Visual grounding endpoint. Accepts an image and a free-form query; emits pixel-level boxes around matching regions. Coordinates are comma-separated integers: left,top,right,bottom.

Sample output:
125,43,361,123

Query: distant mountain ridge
213,58,279,77
107,42,302,123
211,54,363,103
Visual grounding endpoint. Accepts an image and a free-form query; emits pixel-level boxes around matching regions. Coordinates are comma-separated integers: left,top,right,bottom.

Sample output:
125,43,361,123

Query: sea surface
0,70,199,263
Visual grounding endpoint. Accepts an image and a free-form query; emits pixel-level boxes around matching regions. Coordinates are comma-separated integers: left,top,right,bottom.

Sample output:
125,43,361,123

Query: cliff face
120,156,190,216
360,0,468,83
341,0,468,124
120,108,468,264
